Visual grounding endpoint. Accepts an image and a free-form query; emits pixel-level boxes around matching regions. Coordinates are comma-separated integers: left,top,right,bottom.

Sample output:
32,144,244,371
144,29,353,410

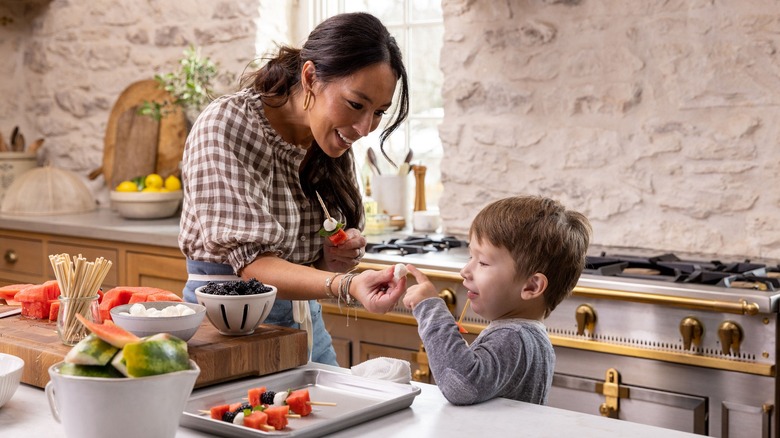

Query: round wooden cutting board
99,80,188,189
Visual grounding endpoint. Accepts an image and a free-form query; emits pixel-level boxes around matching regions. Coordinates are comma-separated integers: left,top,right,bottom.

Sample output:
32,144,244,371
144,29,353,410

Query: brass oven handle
4,249,18,264
574,286,760,316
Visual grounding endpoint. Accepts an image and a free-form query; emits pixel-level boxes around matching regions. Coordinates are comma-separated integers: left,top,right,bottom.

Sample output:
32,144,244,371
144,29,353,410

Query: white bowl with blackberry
194,279,277,336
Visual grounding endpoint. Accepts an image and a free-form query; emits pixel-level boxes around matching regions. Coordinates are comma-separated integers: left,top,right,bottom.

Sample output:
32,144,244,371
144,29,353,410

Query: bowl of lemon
110,174,183,219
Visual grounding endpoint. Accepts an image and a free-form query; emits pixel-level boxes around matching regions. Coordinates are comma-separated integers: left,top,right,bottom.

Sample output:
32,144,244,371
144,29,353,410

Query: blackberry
200,278,273,296
234,402,252,412
222,410,237,423
260,391,276,405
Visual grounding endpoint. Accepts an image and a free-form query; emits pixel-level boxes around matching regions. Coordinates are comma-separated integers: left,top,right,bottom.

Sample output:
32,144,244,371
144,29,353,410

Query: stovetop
365,235,780,305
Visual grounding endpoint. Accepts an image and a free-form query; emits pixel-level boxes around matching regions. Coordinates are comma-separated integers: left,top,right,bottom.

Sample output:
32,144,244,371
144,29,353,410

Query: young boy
402,195,591,405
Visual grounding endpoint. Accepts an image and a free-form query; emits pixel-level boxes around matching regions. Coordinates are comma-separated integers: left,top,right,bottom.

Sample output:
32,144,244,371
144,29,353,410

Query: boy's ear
520,273,548,300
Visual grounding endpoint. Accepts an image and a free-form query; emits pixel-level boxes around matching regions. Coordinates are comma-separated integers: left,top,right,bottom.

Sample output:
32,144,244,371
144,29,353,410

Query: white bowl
109,190,182,219
110,301,205,341
195,283,277,336
46,360,199,438
0,353,24,408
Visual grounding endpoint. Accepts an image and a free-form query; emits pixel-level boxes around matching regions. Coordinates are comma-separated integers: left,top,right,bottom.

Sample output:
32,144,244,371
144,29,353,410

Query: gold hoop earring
303,90,312,111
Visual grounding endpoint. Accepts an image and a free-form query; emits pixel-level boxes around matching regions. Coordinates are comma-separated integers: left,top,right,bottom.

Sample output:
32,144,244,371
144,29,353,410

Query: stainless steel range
357,235,779,438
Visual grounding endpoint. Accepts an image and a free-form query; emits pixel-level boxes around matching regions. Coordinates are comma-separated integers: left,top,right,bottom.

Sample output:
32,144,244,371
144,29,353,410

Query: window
309,0,444,210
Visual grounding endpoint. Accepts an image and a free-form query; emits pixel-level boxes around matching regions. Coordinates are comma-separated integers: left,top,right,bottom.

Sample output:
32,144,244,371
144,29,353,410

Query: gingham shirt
178,88,339,274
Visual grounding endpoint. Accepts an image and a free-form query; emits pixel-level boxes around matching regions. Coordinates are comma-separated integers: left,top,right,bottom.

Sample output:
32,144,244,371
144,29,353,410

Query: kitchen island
3,363,697,437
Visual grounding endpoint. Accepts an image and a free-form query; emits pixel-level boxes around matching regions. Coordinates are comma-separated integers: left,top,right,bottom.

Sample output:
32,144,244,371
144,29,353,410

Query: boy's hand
403,264,438,310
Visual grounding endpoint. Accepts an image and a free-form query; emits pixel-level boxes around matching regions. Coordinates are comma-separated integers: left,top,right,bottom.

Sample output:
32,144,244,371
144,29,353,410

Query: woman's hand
402,264,438,310
351,265,407,313
319,228,367,272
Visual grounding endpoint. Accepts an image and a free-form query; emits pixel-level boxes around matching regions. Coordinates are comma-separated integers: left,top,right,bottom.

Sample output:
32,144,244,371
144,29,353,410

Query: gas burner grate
366,235,467,256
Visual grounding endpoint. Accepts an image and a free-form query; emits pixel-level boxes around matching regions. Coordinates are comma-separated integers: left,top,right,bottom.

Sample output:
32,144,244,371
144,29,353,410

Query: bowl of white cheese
109,301,206,341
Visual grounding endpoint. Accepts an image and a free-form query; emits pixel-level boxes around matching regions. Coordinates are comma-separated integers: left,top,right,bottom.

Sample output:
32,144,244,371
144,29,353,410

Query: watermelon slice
15,281,61,319
243,411,273,431
49,300,61,321
75,313,140,348
64,333,119,366
116,333,190,377
264,405,289,430
248,386,267,407
0,283,34,302
59,362,124,378
210,404,231,420
285,389,312,416
99,286,182,321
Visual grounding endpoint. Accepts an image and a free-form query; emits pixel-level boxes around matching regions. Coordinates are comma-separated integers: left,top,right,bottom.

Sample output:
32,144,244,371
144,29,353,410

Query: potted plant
139,45,220,122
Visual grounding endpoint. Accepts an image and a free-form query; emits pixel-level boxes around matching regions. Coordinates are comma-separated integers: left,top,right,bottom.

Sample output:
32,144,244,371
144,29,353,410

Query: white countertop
2,368,697,438
0,208,181,248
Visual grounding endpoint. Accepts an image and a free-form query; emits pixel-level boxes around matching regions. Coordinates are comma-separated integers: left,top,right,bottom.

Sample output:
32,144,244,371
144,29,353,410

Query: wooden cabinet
0,229,186,295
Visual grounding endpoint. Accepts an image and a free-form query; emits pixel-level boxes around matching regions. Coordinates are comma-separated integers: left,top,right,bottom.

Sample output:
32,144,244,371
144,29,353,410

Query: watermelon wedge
99,286,182,321
248,386,267,407
264,405,289,430
15,281,61,319
0,283,34,302
243,411,272,431
286,389,312,416
75,313,140,348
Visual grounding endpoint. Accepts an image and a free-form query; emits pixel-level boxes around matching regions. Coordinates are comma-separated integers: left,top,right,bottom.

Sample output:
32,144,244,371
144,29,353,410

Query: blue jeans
183,259,338,366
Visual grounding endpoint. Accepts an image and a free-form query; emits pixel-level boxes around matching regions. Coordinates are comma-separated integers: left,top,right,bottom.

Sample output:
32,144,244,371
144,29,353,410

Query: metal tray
180,364,421,437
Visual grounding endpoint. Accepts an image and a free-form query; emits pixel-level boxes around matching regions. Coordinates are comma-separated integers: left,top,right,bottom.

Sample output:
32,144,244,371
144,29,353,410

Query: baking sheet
180,364,421,437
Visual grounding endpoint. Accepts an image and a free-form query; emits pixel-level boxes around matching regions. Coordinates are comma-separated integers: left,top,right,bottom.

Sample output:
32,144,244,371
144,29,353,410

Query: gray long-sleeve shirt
413,297,555,405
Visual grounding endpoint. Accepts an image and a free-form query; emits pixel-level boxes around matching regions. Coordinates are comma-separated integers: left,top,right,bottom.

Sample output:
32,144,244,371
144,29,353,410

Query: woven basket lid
0,166,95,215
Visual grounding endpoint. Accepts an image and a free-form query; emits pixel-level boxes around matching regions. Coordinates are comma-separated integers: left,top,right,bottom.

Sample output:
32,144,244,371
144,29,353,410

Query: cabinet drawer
48,242,119,288
126,252,186,295
0,236,44,278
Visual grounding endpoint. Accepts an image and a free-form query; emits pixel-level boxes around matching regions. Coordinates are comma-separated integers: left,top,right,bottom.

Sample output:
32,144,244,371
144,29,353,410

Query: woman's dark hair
241,12,409,229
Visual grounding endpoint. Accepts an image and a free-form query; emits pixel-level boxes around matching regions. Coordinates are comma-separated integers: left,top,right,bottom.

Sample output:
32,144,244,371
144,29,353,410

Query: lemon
164,175,182,191
142,186,161,192
144,173,164,189
116,181,139,192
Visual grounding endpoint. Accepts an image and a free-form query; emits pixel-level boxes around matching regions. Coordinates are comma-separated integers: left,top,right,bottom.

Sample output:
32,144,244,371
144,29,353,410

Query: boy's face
460,238,542,321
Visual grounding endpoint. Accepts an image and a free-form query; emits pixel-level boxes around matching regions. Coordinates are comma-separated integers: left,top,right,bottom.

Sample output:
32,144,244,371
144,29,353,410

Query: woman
178,12,410,366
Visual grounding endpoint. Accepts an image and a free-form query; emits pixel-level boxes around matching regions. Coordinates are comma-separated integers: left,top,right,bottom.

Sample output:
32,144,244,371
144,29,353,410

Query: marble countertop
2,364,698,438
0,208,181,248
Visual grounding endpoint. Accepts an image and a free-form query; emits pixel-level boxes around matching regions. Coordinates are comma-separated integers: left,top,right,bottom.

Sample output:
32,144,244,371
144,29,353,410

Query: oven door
549,372,707,434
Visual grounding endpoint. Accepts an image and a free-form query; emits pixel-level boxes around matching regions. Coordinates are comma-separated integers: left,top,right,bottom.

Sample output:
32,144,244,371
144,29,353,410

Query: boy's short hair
469,195,592,317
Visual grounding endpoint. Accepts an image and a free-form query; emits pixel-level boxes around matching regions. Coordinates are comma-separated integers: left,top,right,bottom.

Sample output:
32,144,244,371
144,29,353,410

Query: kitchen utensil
46,360,200,438
1,166,94,215
403,148,413,164
0,130,8,152
195,285,277,336
412,164,427,211
367,147,381,175
0,307,21,319
110,301,206,341
27,138,45,154
95,80,187,188
372,174,408,218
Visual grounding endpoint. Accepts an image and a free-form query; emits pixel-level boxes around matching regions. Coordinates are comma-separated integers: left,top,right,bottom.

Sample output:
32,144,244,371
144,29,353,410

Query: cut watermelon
59,362,124,378
286,389,312,416
75,313,140,348
210,404,230,420
15,281,61,319
64,333,119,366
243,411,272,431
49,300,60,321
264,405,289,430
118,333,190,377
0,283,34,301
99,286,182,321
248,386,267,407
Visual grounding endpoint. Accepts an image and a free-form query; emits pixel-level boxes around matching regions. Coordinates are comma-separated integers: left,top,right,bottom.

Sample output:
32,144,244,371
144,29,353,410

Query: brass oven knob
4,249,17,264
718,321,743,356
575,304,596,336
679,317,703,350
438,288,456,314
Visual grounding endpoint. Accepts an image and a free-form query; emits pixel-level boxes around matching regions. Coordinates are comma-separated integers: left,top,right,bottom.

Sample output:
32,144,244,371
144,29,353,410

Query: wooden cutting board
100,79,189,188
0,316,308,389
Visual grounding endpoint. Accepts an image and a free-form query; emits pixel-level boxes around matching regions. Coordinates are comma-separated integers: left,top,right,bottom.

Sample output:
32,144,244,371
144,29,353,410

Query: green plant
139,45,218,121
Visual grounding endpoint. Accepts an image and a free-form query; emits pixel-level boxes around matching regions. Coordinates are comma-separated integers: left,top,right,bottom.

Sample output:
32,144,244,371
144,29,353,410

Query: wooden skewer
286,414,302,419
458,299,470,325
308,401,337,406
260,425,275,432
315,190,332,221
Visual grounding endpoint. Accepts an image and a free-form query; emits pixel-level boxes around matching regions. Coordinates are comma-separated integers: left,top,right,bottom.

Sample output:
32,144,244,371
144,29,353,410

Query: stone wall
440,0,780,259
0,0,267,205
